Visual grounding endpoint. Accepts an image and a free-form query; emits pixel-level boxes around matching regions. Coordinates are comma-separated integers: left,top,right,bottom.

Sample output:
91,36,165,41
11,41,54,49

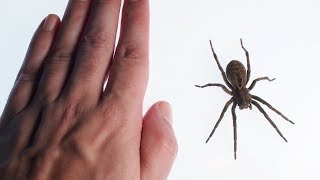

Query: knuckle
32,147,60,167
57,94,88,121
60,99,82,120
37,90,57,105
117,44,143,60
115,44,147,67
42,47,73,79
63,135,95,165
48,47,73,65
80,33,113,49
15,71,39,85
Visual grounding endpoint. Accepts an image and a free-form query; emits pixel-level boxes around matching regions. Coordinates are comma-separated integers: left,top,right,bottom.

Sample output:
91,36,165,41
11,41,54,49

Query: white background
1,0,320,179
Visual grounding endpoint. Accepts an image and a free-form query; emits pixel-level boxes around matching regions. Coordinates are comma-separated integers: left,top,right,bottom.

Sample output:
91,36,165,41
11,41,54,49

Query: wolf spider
195,39,294,159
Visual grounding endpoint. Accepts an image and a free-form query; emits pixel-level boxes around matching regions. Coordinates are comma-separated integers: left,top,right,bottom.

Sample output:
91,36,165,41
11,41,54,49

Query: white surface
1,0,320,180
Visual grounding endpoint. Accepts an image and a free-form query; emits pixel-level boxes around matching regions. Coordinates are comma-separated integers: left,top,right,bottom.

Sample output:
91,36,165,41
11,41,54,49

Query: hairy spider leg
206,98,233,143
231,103,237,159
252,95,294,124
240,39,251,84
248,77,276,90
251,100,288,142
195,83,232,95
209,40,234,90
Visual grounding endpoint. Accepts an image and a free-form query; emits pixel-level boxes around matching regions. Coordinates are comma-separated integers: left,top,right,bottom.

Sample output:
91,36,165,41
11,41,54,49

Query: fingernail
42,14,57,31
158,101,173,125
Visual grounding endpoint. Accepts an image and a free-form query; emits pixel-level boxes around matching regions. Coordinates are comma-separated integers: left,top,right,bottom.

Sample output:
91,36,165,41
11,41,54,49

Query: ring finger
33,0,92,105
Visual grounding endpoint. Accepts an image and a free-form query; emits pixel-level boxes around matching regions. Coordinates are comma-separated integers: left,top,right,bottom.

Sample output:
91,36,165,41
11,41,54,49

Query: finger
34,0,92,105
140,101,178,180
105,0,149,103
0,15,59,126
64,0,122,102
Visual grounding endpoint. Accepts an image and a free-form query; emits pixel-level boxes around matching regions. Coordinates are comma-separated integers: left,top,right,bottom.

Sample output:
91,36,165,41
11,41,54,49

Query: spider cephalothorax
195,39,294,159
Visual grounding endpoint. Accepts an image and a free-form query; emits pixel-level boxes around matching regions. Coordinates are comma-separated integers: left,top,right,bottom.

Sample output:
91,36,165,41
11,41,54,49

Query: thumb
140,101,178,180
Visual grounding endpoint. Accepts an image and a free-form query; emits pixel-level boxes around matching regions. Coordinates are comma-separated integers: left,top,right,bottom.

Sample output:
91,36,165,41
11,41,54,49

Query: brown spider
195,39,294,159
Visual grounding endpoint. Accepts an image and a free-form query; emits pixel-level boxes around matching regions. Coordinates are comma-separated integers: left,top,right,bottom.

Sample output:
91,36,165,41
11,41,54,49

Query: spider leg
231,102,237,159
240,39,251,84
206,98,233,143
195,83,232,95
251,100,288,142
248,77,276,90
209,40,234,90
251,95,294,124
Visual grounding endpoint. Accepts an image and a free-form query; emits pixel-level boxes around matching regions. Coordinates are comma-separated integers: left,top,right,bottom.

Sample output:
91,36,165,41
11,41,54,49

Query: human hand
0,0,177,179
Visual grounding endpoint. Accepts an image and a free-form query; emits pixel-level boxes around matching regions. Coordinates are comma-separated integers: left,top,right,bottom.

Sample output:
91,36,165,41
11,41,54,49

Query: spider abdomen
226,60,247,89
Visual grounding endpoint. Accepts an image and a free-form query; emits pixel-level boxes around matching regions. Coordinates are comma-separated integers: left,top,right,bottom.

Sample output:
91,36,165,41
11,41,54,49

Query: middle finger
63,0,122,103
35,0,92,105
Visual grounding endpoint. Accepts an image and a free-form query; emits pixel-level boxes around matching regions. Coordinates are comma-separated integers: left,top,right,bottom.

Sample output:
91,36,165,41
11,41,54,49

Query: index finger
104,0,150,104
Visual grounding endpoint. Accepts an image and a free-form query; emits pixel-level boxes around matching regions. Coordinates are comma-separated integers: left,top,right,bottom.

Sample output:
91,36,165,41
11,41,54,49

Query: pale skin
0,0,178,179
